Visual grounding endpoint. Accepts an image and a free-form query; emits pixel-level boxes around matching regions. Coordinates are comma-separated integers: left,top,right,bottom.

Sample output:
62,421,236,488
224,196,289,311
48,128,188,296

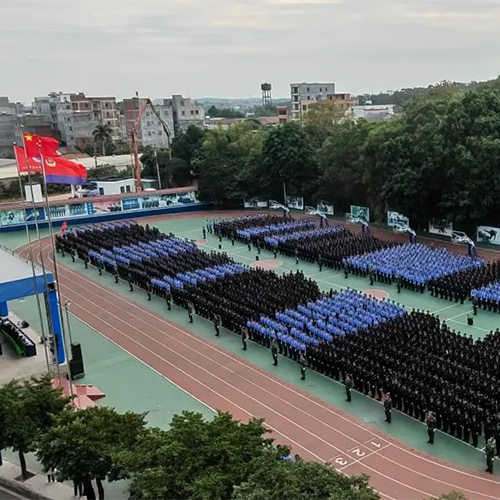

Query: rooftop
0,247,49,285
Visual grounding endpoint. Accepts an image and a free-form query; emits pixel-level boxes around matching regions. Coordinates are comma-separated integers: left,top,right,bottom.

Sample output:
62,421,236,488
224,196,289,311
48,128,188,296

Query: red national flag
23,132,60,158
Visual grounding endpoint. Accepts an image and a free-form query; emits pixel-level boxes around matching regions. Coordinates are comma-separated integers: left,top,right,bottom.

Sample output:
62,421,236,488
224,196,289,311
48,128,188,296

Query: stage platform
0,312,47,385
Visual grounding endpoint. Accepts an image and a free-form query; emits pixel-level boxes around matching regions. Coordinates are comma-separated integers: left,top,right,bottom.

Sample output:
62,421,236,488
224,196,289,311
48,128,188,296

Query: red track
17,214,500,500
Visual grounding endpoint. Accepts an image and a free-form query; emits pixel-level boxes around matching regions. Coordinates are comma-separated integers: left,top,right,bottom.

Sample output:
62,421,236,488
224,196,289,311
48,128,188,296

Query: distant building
290,82,335,121
350,104,395,122
33,92,120,150
0,97,17,157
164,95,205,134
276,105,289,124
1,97,61,157
0,97,16,115
92,177,136,196
326,93,358,111
123,97,174,149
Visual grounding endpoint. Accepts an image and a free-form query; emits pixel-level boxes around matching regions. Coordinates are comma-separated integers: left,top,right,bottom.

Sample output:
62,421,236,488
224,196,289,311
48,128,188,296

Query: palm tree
92,124,112,156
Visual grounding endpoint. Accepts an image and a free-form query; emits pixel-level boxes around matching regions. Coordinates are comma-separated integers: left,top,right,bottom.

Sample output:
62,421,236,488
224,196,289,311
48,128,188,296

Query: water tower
261,83,272,107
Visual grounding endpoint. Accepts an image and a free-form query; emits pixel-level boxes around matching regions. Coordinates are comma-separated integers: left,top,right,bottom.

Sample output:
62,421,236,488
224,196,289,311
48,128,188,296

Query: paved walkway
0,459,73,500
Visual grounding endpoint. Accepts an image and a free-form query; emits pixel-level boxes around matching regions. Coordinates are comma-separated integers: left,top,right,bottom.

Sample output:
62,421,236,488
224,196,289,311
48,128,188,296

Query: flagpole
38,144,75,399
20,130,61,381
13,143,51,373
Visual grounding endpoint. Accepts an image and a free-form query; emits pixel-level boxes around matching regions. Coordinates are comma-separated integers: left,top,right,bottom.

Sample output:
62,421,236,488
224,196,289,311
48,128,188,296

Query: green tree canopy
92,124,113,156
140,146,173,188
259,122,318,201
123,411,278,500
0,375,70,479
233,454,378,500
37,406,147,500
207,106,245,118
171,125,206,167
303,101,349,149
193,123,265,205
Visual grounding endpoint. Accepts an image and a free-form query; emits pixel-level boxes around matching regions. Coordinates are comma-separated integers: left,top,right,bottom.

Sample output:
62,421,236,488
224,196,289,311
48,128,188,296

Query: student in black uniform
299,353,307,380
241,326,248,350
384,393,393,423
344,374,353,402
271,338,279,366
214,313,222,337
426,411,436,444
188,301,195,323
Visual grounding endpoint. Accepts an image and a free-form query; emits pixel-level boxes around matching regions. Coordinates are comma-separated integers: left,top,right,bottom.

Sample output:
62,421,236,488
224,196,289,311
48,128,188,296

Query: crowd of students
56,219,500,457
346,244,484,291
428,261,500,304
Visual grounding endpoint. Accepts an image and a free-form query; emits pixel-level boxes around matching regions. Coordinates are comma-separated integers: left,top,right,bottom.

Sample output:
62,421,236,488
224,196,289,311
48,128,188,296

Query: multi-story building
164,95,205,134
33,92,73,130
326,93,357,111
32,92,120,150
290,82,335,121
123,97,175,149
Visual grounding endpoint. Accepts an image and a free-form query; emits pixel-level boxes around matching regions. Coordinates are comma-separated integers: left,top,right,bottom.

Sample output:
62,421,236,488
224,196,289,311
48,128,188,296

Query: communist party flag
15,146,87,185
23,132,60,158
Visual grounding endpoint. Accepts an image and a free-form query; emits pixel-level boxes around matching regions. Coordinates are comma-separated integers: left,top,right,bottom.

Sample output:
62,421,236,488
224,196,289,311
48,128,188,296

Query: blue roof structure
0,247,53,302
0,246,64,363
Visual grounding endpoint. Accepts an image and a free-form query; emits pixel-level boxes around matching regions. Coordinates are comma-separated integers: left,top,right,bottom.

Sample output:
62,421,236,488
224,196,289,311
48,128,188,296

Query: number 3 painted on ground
335,457,348,466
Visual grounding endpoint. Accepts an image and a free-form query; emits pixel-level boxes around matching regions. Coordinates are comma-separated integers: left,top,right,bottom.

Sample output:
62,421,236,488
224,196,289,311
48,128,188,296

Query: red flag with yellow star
23,132,60,158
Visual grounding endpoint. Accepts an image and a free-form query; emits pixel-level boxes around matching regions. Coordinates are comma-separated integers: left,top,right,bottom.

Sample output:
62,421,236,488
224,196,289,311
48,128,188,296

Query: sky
1,0,499,104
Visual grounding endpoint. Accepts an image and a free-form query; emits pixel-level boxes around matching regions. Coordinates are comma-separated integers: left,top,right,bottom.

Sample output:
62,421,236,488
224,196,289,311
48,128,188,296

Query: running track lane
18,238,500,500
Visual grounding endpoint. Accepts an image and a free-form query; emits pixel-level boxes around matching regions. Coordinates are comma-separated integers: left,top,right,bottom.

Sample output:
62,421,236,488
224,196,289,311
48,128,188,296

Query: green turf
1,214,498,476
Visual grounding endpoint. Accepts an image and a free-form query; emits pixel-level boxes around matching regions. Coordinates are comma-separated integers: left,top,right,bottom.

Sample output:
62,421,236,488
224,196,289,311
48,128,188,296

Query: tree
0,375,70,480
438,89,500,230
251,105,277,117
318,120,373,213
83,144,95,157
259,122,318,201
207,106,244,118
193,123,264,205
92,124,113,156
233,455,379,500
124,411,278,500
87,164,131,179
303,101,349,148
140,146,173,188
37,406,147,500
171,125,206,167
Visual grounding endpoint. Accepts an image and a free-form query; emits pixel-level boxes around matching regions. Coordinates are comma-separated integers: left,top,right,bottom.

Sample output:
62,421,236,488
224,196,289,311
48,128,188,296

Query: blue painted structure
0,202,212,233
0,248,65,363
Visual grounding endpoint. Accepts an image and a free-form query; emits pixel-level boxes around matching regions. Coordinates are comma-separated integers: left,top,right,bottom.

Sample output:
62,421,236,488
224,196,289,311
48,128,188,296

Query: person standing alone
344,374,353,402
384,393,393,423
426,411,436,444
271,338,279,366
